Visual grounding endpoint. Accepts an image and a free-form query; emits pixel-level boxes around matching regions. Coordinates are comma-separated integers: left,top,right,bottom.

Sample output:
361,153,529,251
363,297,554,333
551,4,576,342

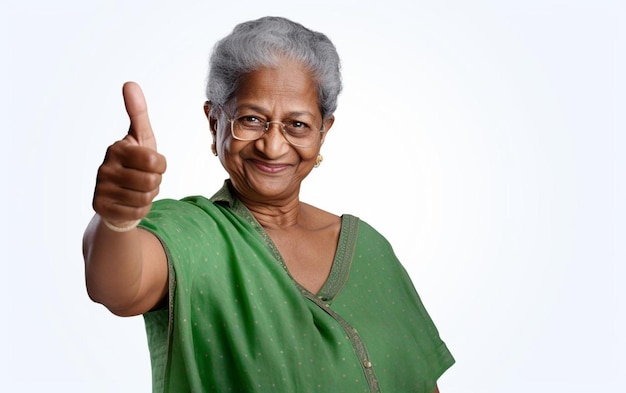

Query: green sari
140,182,454,392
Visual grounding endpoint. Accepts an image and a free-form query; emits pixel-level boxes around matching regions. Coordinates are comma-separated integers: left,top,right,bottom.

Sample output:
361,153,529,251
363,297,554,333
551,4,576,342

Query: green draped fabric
139,182,454,392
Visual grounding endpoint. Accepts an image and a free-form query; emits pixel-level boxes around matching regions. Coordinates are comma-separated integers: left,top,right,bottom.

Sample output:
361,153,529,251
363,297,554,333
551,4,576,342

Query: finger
93,182,160,220
123,81,157,150
94,195,155,222
117,143,167,174
96,185,160,210
100,166,163,193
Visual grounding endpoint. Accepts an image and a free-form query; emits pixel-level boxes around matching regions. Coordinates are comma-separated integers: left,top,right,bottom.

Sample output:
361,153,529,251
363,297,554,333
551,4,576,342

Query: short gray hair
206,16,342,121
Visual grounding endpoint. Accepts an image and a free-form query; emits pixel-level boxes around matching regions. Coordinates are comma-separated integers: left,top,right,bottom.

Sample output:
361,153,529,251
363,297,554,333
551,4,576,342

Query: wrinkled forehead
223,60,321,118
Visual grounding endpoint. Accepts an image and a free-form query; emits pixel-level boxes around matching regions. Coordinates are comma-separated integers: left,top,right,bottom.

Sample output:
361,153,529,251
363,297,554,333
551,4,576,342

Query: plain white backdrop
2,0,623,391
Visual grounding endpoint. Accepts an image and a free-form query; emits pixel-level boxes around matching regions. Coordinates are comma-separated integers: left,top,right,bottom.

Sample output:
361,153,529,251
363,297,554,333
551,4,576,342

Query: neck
243,196,302,230
226,180,305,230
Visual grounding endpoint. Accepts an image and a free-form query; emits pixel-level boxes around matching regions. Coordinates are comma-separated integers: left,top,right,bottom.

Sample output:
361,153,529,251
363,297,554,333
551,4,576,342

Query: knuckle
131,205,151,220
102,142,128,168
92,197,104,213
137,192,154,206
146,151,161,169
104,140,124,157
96,163,114,180
146,173,162,189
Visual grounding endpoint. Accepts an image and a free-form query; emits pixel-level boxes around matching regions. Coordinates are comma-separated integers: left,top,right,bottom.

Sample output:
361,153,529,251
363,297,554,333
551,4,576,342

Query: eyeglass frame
228,116,326,148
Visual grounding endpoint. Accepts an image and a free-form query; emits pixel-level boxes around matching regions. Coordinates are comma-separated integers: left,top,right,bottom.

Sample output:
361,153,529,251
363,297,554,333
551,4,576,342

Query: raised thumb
123,81,157,150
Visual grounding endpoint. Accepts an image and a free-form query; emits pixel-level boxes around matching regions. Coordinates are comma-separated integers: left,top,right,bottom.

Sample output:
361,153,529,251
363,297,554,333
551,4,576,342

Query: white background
2,0,623,391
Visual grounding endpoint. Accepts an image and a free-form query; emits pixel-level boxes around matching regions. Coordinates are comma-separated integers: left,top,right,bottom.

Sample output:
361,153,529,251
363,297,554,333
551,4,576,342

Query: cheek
300,148,320,162
216,133,251,173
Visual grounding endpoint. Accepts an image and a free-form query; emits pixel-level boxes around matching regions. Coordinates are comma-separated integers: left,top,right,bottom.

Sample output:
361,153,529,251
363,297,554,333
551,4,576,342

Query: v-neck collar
210,180,359,302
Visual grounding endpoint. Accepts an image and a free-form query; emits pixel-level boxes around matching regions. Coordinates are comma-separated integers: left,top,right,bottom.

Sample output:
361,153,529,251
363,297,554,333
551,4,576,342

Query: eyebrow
235,104,316,119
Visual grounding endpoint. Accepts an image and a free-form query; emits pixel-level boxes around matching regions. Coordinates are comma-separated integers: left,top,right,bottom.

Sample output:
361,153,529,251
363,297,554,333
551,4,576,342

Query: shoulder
300,202,341,231
141,195,224,239
349,218,400,265
148,195,221,217
353,218,390,244
150,195,211,209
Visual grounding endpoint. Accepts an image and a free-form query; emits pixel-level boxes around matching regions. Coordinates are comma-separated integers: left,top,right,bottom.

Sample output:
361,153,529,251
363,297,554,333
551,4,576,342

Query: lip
249,159,291,174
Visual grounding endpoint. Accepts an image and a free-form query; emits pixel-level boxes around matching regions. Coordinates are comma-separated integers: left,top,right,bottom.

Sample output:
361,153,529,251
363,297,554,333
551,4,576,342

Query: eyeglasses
230,116,324,148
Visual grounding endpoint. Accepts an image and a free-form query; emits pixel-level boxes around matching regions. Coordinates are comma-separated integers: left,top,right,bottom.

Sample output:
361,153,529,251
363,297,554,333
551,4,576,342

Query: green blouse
139,183,454,392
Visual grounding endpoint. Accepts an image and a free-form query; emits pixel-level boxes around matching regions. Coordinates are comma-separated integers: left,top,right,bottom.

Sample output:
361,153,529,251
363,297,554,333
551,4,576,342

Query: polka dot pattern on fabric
140,182,454,392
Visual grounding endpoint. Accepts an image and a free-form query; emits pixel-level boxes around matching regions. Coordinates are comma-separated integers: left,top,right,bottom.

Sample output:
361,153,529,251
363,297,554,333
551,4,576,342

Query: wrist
101,218,141,233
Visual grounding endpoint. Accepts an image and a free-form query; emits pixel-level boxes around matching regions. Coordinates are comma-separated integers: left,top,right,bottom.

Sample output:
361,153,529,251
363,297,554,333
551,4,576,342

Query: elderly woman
83,16,454,393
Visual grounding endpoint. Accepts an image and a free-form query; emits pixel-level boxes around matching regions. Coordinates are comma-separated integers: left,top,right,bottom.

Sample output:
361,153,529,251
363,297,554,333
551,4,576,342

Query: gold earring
211,142,218,156
314,154,323,168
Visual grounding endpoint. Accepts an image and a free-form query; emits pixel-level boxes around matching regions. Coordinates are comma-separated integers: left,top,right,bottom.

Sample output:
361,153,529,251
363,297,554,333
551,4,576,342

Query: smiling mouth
250,160,290,174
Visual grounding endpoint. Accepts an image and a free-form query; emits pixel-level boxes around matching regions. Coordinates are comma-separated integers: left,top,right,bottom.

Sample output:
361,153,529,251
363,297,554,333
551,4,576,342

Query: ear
204,101,218,138
320,115,335,145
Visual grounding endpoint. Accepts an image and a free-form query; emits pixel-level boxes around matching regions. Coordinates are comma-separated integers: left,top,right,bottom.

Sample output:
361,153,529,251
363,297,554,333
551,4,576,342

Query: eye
239,115,261,123
285,120,312,134
237,115,267,130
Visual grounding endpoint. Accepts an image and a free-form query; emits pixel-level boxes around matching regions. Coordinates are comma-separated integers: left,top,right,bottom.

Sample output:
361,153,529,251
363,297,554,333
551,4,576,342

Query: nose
256,122,290,156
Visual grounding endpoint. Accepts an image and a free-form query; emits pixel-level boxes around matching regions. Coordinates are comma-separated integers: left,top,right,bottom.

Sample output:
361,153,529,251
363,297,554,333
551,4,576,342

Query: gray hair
206,16,342,121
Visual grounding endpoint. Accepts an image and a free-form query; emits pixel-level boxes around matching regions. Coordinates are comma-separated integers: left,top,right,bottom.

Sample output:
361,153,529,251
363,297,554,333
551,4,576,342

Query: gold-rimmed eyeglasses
230,116,324,148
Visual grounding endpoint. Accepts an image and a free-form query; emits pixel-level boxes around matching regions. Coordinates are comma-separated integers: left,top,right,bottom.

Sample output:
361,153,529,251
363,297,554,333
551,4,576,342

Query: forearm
83,214,161,315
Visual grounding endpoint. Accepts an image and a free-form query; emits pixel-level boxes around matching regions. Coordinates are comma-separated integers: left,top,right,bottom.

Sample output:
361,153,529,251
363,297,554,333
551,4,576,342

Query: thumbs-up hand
93,82,167,228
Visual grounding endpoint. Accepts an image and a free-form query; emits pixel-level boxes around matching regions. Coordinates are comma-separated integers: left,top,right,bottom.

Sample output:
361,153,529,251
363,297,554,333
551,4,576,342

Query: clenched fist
93,82,167,228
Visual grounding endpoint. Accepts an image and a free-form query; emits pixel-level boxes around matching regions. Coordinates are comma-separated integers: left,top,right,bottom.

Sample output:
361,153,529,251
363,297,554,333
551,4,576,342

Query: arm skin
83,82,168,316
83,216,168,316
